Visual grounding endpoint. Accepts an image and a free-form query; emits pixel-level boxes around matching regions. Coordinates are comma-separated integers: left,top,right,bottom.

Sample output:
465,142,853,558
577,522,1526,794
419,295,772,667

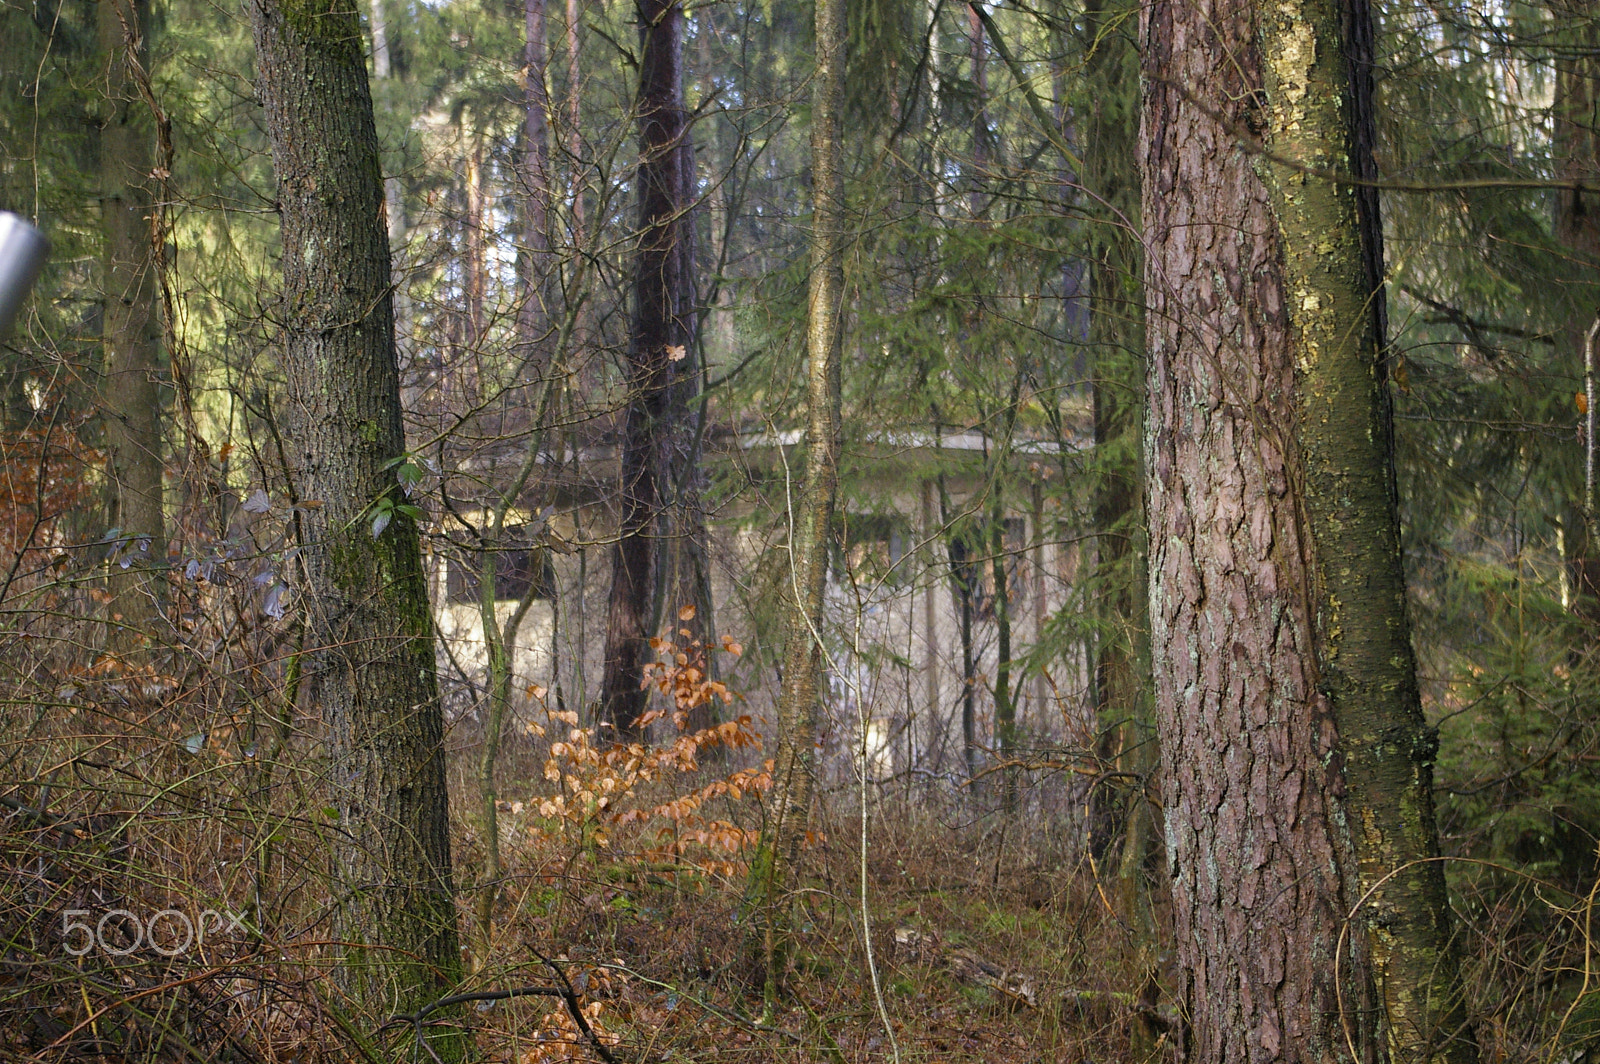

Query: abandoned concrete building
428,424,1100,789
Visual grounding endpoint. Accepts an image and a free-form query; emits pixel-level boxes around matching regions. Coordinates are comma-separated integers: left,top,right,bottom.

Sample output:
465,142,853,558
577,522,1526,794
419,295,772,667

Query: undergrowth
0,452,1598,1062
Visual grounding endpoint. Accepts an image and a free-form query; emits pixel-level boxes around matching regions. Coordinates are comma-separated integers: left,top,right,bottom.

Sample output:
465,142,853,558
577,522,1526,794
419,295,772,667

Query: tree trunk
1142,0,1475,1057
1554,0,1600,620
368,0,411,370
1260,0,1475,1056
966,3,987,219
1081,0,1147,866
748,0,844,1017
988,491,1015,811
519,0,552,364
939,489,980,783
246,0,463,1042
98,0,166,658
599,0,694,741
1142,0,1367,1059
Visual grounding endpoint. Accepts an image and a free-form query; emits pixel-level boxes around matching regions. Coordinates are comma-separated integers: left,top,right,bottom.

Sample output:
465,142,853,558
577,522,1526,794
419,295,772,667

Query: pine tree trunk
599,0,694,740
99,0,165,658
748,0,844,1016
1142,0,1475,1057
246,0,463,1041
1142,0,1367,1058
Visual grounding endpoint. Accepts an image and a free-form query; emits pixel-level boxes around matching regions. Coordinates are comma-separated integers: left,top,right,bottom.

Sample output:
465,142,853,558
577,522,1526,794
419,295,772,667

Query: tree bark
98,0,166,658
1142,0,1475,1057
599,0,695,741
748,0,844,1017
246,0,463,1041
1142,0,1365,1059
1259,0,1475,1056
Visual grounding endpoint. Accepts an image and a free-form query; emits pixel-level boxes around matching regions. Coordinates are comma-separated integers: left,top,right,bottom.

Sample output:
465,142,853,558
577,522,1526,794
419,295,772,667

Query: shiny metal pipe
0,212,49,341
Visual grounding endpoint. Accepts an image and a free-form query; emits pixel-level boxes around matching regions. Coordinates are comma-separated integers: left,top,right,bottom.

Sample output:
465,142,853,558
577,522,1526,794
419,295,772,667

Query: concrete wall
429,469,1096,790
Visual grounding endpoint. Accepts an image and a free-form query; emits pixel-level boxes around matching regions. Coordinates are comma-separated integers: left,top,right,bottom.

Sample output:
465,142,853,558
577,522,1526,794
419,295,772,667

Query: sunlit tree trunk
1267,0,1476,1054
98,0,165,658
1142,0,1476,1057
748,0,844,1019
246,0,462,1045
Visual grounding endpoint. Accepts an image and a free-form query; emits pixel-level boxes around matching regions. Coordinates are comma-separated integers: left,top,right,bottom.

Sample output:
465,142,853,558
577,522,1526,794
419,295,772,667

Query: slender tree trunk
473,535,547,971
472,543,512,974
246,0,462,1043
939,485,980,783
464,140,487,353
966,3,987,219
519,0,552,364
748,0,844,1017
368,0,411,368
1141,0,1476,1057
1081,0,1148,879
565,0,583,238
599,0,694,741
99,0,165,657
1555,0,1600,620
988,491,1015,811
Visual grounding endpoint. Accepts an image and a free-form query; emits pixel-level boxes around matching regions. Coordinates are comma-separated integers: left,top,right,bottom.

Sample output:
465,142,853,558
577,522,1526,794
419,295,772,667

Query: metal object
0,212,49,341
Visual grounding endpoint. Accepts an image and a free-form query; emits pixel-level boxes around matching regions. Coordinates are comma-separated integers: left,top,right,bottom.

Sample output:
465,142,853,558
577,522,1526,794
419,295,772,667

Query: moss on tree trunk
246,0,463,1046
1257,0,1475,1055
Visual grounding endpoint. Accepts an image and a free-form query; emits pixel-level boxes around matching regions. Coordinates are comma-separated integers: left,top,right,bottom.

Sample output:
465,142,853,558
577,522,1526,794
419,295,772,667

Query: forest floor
3,688,1592,1063
460,749,1168,1064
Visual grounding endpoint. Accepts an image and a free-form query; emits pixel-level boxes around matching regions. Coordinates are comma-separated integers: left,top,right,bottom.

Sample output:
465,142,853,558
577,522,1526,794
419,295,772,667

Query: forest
0,0,1597,1059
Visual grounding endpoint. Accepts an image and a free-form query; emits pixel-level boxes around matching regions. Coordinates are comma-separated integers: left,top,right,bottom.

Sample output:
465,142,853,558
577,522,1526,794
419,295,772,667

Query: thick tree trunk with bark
748,0,844,1017
1142,0,1363,1059
1144,55,1359,1059
1142,0,1474,1058
246,0,462,1039
599,0,695,741
99,0,165,657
